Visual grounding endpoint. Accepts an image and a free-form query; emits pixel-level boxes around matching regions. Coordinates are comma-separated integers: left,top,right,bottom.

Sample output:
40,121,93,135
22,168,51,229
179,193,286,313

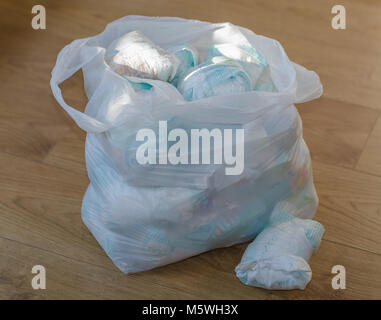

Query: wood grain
298,97,379,169
357,115,381,176
0,0,381,299
313,161,381,255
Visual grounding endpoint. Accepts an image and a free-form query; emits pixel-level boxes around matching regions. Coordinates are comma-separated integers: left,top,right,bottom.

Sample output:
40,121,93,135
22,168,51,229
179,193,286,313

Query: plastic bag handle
292,62,323,104
50,39,111,133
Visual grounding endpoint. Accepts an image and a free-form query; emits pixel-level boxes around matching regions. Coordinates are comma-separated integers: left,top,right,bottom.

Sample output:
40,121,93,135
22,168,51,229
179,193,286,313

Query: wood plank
1,232,380,299
0,188,112,269
0,237,197,299
0,152,87,202
43,126,87,175
313,160,381,255
298,98,379,169
357,115,381,176
0,116,69,162
285,239,381,299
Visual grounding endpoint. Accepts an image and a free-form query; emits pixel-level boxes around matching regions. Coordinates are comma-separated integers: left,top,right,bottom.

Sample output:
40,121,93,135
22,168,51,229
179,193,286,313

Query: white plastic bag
51,16,322,276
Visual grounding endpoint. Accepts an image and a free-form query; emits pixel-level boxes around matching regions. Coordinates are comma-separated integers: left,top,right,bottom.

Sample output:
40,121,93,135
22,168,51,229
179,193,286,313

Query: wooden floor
1,0,381,299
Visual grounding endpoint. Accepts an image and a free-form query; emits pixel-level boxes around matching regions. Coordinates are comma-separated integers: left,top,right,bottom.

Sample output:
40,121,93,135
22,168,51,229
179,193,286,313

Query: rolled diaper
105,30,179,82
209,43,267,87
235,205,324,290
177,56,252,101
168,44,199,86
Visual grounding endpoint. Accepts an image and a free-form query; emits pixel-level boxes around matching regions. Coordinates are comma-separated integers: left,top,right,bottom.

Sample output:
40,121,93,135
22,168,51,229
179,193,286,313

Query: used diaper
177,56,252,101
209,43,276,92
235,203,325,290
105,30,179,82
209,43,267,85
168,44,199,86
105,31,274,99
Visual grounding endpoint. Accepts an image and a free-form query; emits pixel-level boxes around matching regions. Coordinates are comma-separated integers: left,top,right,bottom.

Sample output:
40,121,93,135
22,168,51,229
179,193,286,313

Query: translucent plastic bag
51,16,322,274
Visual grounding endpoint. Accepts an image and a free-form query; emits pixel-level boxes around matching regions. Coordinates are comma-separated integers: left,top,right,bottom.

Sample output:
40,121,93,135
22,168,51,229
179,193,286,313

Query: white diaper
177,56,252,101
105,30,179,82
235,203,325,290
168,44,199,86
209,44,267,85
